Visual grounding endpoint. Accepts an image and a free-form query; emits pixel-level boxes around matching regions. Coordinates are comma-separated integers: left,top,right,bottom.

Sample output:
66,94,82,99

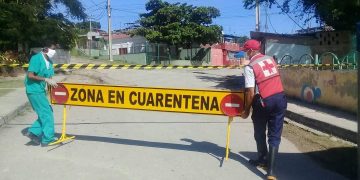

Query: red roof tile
103,33,130,40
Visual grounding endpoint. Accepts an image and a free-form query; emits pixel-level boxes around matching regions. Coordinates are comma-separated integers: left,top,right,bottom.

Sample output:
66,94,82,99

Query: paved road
0,68,347,180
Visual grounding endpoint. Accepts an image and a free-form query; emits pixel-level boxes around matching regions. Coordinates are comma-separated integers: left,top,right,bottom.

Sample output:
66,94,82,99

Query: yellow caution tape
0,63,357,69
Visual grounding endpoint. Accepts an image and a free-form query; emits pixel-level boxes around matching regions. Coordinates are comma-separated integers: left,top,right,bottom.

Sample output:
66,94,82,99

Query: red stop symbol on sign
220,94,244,117
51,84,69,104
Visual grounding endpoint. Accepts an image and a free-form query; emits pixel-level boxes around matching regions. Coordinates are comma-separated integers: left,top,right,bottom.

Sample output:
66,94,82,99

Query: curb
285,110,357,144
0,101,30,128
0,75,66,128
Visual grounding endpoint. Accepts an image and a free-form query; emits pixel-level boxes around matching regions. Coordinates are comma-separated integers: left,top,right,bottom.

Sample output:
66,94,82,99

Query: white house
103,33,147,55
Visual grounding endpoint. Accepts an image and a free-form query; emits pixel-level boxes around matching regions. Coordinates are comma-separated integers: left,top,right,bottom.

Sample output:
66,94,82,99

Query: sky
67,0,320,37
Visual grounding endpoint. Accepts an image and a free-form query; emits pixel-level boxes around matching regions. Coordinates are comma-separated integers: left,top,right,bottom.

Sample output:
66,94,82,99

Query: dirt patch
282,121,357,179
71,56,126,65
62,70,108,84
0,67,25,77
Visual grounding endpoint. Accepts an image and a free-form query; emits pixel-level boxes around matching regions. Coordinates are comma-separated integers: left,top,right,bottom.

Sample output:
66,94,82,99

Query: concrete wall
179,48,211,62
30,48,70,64
209,42,242,66
312,31,352,57
210,49,240,66
94,52,147,65
114,53,147,65
112,36,147,55
82,49,113,57
53,49,71,64
280,68,357,113
211,49,224,66
152,60,211,66
252,31,353,64
265,40,312,64
112,36,146,45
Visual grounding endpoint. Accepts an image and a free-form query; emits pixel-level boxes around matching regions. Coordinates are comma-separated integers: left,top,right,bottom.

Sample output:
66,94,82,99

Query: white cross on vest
259,59,277,77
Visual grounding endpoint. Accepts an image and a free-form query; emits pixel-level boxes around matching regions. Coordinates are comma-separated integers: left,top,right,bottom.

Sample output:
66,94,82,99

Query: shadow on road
242,147,356,180
194,73,244,91
304,147,357,180
63,133,265,178
9,121,253,126
57,133,352,180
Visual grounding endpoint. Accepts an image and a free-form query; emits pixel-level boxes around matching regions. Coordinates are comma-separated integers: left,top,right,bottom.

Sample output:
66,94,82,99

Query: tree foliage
75,21,101,34
0,0,87,52
235,36,249,44
243,0,360,32
133,0,222,48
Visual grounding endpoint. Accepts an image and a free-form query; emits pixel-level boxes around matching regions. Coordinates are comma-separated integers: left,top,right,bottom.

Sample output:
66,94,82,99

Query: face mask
245,49,252,58
46,49,56,58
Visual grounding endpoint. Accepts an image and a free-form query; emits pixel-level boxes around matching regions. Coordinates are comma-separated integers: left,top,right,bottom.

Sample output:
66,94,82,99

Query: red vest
249,55,284,99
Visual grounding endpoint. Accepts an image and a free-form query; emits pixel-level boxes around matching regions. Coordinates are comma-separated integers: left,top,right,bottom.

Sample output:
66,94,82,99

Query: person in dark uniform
240,39,287,180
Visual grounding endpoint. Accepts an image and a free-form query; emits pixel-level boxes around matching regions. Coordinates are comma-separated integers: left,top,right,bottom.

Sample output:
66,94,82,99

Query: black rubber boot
267,146,278,180
249,141,268,168
248,153,267,168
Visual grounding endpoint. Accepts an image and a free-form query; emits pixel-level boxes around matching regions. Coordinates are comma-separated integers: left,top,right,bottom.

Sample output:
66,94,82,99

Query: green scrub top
24,52,54,94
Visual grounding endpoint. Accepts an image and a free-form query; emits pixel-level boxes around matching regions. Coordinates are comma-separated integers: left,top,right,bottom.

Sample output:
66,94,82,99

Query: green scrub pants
27,93,55,144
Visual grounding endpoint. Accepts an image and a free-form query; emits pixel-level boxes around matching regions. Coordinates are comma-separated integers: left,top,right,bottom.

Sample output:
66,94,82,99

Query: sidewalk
0,75,357,144
0,87,28,127
0,75,65,128
286,98,357,144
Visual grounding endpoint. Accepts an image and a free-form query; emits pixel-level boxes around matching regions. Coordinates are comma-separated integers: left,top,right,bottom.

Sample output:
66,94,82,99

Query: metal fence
146,44,211,65
75,43,211,65
278,51,358,70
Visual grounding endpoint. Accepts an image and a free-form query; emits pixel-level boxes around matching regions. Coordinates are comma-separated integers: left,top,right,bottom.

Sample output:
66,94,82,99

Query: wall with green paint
113,53,147,64
92,53,147,64
280,69,357,113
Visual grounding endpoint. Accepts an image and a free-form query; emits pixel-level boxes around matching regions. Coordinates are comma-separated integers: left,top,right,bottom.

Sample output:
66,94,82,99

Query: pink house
209,42,242,66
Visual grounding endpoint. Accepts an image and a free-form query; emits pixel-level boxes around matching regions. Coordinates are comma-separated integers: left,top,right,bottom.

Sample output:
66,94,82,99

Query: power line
85,2,107,15
268,15,278,33
111,3,145,8
87,7,106,14
273,0,305,30
87,0,106,10
264,0,278,33
290,20,297,34
92,9,107,21
218,12,282,19
112,8,143,14
112,8,145,12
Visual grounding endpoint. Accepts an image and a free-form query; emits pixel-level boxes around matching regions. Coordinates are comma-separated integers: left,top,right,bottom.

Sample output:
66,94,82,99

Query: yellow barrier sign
51,83,244,116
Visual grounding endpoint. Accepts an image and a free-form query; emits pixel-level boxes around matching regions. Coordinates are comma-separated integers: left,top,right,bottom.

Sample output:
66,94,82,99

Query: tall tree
133,0,222,49
243,0,360,32
75,21,101,35
0,0,87,52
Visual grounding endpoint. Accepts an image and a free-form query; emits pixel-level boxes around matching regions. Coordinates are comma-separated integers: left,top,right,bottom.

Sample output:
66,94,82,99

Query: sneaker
249,158,267,168
41,137,59,147
266,175,277,180
21,128,40,145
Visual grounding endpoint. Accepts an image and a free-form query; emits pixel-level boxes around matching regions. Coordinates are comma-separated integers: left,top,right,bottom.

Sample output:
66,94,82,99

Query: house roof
210,42,242,52
250,31,317,40
103,33,131,40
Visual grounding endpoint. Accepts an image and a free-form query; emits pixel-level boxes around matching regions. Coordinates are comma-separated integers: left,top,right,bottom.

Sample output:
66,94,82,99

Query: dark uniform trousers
251,92,287,158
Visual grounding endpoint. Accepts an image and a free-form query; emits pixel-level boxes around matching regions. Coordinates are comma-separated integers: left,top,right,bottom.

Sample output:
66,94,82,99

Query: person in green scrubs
23,44,59,146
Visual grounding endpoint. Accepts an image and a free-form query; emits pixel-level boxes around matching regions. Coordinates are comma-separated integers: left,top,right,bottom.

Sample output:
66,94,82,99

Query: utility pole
107,0,113,61
255,0,260,32
89,18,92,57
357,21,360,180
264,1,268,32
